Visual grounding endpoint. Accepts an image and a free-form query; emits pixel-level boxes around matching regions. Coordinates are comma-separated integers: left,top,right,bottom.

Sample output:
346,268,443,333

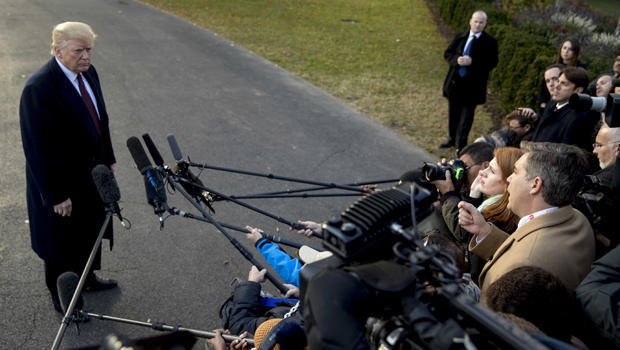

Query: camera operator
418,143,492,282
575,124,620,257
428,142,493,236
458,142,595,297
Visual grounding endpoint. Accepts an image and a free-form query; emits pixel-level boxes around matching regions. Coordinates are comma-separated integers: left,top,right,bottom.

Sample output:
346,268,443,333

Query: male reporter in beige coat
458,142,595,298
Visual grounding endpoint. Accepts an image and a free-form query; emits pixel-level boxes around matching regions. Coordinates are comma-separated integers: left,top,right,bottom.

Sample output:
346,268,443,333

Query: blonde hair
50,22,96,55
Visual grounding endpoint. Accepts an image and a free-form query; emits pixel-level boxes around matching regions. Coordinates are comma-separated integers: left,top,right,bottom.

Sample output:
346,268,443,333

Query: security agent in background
19,21,117,313
574,124,620,257
441,10,498,153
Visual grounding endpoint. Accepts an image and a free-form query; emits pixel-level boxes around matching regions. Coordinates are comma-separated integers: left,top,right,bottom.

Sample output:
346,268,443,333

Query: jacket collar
511,206,574,242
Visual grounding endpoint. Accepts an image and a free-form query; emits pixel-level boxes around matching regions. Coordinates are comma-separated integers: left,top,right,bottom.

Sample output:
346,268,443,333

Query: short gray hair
520,142,588,206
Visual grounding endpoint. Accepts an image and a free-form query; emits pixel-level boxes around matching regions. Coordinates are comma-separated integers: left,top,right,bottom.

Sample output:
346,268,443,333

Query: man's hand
230,331,252,350
248,265,266,283
458,201,491,240
110,163,116,172
245,226,263,244
430,170,455,195
207,329,230,350
53,198,72,217
516,107,536,118
457,55,472,66
291,220,320,238
283,284,300,298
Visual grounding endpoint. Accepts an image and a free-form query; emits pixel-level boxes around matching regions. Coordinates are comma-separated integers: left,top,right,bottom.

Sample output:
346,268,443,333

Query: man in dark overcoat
442,10,498,153
19,21,118,312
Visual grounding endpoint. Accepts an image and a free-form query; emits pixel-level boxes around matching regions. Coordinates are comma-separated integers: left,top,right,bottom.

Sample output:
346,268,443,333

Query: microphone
127,136,168,225
166,134,215,213
142,133,165,167
91,164,126,227
56,271,84,316
167,133,184,162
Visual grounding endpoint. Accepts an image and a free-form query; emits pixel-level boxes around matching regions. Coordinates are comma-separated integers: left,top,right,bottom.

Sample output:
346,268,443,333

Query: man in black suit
531,67,593,151
20,22,118,313
442,10,498,153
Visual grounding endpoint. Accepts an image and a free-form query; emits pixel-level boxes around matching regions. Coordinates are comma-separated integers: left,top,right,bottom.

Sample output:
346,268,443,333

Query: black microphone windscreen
399,169,425,183
167,134,183,162
56,271,84,313
127,136,153,173
91,164,121,204
142,133,165,167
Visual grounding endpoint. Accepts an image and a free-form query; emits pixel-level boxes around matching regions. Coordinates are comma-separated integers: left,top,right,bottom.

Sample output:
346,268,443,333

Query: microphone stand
163,171,290,295
173,175,323,239
78,310,254,346
51,207,113,350
169,208,304,249
186,161,370,193
232,178,398,198
228,192,362,200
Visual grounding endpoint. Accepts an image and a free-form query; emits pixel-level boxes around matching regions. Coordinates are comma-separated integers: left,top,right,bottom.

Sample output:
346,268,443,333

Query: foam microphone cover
127,136,153,173
167,134,184,162
56,271,84,313
142,133,165,167
91,164,121,204
399,169,425,183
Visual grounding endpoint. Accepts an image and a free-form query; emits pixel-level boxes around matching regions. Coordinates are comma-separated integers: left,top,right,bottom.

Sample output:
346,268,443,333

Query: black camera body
422,159,467,191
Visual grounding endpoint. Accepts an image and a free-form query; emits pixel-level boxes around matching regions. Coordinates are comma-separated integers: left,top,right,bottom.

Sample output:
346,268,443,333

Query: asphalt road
0,0,434,348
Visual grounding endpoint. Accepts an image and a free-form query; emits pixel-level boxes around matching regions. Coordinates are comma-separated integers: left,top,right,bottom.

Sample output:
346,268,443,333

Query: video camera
300,182,548,350
570,93,620,127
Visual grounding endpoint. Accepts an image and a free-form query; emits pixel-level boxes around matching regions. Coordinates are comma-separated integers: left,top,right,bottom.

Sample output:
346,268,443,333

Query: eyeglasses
465,161,485,170
593,141,620,149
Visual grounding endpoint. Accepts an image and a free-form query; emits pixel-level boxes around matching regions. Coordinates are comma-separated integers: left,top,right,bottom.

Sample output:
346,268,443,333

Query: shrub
488,24,555,112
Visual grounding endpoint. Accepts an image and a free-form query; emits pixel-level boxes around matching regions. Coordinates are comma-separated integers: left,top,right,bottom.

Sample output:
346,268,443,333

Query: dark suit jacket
20,57,116,266
443,31,498,104
531,101,594,151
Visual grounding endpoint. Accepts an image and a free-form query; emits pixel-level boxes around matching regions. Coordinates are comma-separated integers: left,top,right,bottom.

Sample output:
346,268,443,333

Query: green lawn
586,0,620,14
140,0,495,156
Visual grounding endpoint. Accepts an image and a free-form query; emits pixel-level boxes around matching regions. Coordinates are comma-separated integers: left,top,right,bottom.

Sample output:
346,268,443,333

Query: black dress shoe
84,274,118,291
440,140,454,148
50,292,63,314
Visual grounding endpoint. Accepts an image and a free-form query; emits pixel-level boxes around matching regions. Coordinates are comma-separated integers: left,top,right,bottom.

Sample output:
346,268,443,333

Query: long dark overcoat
443,30,498,105
19,57,115,268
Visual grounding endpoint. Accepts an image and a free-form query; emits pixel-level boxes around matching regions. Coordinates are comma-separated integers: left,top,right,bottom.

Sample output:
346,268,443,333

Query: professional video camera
300,183,548,350
422,158,467,191
570,93,620,127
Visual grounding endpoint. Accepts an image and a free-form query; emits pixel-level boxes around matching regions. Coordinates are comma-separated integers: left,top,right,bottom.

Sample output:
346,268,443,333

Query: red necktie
77,74,102,137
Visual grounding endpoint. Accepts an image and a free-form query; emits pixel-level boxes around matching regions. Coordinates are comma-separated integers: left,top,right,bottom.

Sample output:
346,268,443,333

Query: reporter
458,142,595,296
449,147,523,282
224,265,298,335
246,226,302,287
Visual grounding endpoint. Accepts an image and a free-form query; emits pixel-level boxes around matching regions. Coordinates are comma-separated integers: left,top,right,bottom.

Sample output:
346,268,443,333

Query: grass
140,0,495,157
586,0,620,14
